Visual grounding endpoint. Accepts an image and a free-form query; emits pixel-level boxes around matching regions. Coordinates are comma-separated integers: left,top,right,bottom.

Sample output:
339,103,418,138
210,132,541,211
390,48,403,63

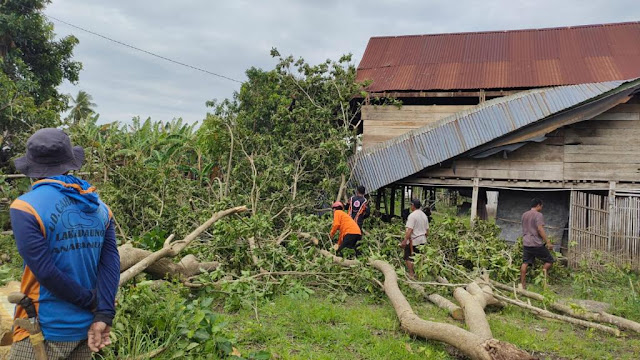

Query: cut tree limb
491,280,640,334
118,243,219,279
407,282,464,320
336,174,346,203
316,250,534,360
491,292,621,336
119,206,247,286
247,237,259,266
370,259,533,360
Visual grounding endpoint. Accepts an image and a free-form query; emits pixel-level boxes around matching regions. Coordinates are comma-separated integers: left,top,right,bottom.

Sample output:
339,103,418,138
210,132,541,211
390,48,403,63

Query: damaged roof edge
348,78,640,193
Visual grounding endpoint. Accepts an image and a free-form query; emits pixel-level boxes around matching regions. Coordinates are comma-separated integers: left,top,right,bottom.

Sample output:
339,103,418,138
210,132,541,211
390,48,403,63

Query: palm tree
67,90,97,125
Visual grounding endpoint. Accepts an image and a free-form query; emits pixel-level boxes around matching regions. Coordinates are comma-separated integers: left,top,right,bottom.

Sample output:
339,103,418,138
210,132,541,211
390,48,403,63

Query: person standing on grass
9,128,119,359
329,201,362,257
347,185,370,230
400,199,429,279
520,198,555,289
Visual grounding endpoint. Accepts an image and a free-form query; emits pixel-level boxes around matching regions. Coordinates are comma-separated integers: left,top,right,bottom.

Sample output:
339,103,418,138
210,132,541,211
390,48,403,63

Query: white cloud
45,0,639,124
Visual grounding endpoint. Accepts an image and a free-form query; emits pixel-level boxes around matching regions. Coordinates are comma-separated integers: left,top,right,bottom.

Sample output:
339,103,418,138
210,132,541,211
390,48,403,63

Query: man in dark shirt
347,185,370,230
520,198,555,289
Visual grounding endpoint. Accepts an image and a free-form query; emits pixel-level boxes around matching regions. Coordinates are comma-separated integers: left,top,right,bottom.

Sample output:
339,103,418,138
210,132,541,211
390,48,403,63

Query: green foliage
0,0,82,164
101,281,269,360
203,50,368,224
409,216,521,283
0,233,21,284
66,90,97,125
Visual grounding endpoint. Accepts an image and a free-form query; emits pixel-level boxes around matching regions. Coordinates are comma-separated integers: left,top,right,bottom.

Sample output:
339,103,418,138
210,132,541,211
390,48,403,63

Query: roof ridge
369,21,640,40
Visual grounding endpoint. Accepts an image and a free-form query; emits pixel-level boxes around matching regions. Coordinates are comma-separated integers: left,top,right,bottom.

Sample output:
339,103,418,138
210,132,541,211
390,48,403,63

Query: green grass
0,234,21,285
227,290,640,360
230,294,452,359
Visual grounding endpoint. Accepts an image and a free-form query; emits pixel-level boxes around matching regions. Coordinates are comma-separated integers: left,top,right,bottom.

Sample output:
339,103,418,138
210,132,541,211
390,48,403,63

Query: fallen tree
118,243,219,279
118,206,248,284
317,250,534,360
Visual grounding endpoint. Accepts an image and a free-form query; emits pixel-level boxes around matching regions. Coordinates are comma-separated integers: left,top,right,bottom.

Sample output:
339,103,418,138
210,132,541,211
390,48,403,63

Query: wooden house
351,22,640,268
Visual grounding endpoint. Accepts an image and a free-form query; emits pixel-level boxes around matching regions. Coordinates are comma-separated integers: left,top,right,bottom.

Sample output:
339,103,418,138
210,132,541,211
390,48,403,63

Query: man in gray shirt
520,198,555,289
401,199,429,279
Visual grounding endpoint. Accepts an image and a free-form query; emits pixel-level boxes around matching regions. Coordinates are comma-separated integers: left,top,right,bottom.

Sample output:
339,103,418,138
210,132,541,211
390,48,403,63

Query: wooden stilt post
607,181,616,252
471,178,479,226
401,186,406,219
390,186,396,218
376,188,382,214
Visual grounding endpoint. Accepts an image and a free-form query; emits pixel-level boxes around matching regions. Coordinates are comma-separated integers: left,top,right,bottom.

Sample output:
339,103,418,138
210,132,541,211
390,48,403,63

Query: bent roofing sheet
357,22,640,91
350,79,640,192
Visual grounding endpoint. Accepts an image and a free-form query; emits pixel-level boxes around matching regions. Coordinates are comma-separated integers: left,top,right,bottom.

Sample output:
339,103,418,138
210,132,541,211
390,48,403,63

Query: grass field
228,283,640,360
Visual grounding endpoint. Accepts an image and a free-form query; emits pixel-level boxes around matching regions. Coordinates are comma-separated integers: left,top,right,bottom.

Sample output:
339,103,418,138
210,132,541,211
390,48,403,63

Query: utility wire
43,13,243,83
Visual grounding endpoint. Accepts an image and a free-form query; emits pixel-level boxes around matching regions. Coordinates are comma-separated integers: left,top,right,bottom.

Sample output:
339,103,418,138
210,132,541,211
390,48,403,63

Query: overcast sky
46,0,639,124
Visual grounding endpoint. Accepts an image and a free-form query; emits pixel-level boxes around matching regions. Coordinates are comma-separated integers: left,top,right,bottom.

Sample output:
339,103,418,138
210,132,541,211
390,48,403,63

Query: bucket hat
14,128,85,178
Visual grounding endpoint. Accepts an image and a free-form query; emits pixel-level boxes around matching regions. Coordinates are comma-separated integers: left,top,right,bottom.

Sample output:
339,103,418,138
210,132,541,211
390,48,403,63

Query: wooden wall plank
565,153,640,164
564,145,640,154
564,135,638,146
362,104,472,147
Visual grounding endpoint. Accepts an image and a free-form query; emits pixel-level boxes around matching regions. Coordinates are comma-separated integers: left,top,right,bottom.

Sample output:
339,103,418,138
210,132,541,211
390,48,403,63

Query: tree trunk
454,287,492,339
491,292,620,336
370,260,534,360
119,206,247,285
316,249,534,360
118,243,218,279
491,280,639,334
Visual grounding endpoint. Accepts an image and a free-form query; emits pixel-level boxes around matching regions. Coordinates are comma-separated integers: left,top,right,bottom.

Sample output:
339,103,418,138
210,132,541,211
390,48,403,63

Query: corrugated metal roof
357,22,640,92
350,78,640,192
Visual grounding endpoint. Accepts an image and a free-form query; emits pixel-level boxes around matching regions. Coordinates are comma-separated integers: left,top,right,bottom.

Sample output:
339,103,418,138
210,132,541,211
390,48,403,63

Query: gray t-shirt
406,209,429,246
522,209,544,247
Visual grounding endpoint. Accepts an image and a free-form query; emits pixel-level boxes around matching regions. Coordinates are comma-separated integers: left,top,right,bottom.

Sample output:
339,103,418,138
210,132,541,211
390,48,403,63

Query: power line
43,13,243,84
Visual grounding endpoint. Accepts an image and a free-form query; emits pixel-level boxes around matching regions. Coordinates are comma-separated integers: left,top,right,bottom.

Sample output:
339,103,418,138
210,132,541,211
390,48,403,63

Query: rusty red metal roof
357,22,640,92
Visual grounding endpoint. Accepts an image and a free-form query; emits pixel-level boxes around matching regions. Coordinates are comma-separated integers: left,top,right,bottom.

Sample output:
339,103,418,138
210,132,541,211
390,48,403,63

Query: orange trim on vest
13,266,41,343
32,179,97,195
10,199,46,237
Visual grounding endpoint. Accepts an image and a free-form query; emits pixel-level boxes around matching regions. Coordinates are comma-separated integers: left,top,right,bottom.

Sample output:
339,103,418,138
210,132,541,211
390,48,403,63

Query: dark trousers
337,233,362,257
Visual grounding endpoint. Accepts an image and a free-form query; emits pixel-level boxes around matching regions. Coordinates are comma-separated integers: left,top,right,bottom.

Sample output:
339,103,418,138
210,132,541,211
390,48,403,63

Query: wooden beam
471,178,479,226
607,181,616,252
357,90,521,99
403,177,626,191
401,186,406,219
390,186,396,217
375,188,382,213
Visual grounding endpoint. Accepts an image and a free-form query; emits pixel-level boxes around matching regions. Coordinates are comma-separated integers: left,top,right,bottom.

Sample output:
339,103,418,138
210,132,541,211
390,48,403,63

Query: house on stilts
351,22,640,269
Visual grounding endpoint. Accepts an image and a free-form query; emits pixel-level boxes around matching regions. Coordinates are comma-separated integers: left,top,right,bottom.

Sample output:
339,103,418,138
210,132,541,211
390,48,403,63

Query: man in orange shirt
329,202,362,257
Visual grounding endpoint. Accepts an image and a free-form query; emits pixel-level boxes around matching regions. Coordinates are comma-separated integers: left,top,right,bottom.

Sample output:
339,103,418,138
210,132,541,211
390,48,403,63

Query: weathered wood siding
424,132,565,181
362,105,473,148
410,102,640,184
563,103,640,182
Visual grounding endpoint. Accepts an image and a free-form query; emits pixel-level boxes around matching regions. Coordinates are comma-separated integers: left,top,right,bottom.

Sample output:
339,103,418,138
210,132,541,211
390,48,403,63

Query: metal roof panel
357,22,640,91
350,79,640,192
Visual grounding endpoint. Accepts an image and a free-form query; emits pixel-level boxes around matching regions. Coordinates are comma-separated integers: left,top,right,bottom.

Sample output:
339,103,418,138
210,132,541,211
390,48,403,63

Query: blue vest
16,176,110,341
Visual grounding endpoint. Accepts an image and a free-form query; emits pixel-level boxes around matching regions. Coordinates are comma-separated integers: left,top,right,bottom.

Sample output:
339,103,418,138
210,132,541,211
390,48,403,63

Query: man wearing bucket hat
9,128,119,359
